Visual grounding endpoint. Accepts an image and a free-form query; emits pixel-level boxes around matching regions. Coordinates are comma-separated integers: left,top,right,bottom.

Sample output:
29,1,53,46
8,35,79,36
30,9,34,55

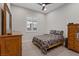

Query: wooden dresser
68,23,79,52
0,33,22,56
0,4,22,56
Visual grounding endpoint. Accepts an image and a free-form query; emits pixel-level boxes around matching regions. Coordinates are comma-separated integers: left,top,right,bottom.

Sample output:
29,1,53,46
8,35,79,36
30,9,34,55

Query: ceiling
11,3,65,14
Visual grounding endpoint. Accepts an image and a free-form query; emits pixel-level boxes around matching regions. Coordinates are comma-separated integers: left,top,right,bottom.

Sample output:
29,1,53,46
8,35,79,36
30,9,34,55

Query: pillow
50,30,63,35
50,30,56,34
55,31,63,35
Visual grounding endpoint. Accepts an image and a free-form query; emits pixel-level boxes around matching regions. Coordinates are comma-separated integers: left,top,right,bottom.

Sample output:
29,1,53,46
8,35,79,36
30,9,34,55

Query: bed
32,30,64,54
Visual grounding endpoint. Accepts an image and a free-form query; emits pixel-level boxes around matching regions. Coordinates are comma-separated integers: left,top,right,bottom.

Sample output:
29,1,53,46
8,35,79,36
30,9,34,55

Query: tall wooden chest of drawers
68,23,79,52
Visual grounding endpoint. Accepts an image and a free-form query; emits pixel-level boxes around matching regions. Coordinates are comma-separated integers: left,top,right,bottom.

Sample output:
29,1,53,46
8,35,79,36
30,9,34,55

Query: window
26,17,38,32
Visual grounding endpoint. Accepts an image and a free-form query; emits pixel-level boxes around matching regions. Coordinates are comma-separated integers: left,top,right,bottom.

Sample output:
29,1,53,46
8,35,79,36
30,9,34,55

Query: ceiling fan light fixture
42,6,47,11
42,4,45,7
41,4,47,11
38,3,51,11
43,7,47,11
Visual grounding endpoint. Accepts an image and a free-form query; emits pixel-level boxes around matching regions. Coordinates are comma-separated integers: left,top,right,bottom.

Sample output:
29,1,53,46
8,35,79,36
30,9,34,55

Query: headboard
50,30,63,35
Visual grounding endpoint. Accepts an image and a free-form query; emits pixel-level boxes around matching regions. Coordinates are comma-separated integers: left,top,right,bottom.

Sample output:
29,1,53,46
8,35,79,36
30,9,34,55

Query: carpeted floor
22,40,79,56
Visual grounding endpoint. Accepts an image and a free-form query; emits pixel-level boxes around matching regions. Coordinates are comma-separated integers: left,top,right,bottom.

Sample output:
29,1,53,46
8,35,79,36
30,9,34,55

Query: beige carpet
22,40,79,56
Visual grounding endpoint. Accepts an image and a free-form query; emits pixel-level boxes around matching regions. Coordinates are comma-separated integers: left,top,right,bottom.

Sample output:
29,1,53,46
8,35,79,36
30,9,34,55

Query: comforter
32,34,64,54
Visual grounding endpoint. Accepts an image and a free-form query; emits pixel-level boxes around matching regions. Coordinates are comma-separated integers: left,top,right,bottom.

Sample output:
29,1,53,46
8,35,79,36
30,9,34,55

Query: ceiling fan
38,3,51,11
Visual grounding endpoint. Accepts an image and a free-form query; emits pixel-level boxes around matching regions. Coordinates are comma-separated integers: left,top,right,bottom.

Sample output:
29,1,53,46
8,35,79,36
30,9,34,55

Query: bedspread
32,34,64,54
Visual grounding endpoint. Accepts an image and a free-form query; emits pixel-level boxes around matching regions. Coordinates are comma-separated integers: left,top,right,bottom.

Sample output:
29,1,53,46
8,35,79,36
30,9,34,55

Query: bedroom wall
11,5,46,43
46,3,79,38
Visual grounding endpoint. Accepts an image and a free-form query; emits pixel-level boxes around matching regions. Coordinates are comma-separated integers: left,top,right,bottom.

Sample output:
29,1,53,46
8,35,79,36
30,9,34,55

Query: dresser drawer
68,33,76,37
75,41,79,47
68,25,76,29
68,37,75,41
68,44,74,49
68,41,74,45
5,36,22,56
74,46,79,52
68,41,74,46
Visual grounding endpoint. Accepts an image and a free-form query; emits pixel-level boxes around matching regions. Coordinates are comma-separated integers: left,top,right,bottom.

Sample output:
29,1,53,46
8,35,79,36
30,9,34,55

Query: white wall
46,3,79,38
11,5,46,42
